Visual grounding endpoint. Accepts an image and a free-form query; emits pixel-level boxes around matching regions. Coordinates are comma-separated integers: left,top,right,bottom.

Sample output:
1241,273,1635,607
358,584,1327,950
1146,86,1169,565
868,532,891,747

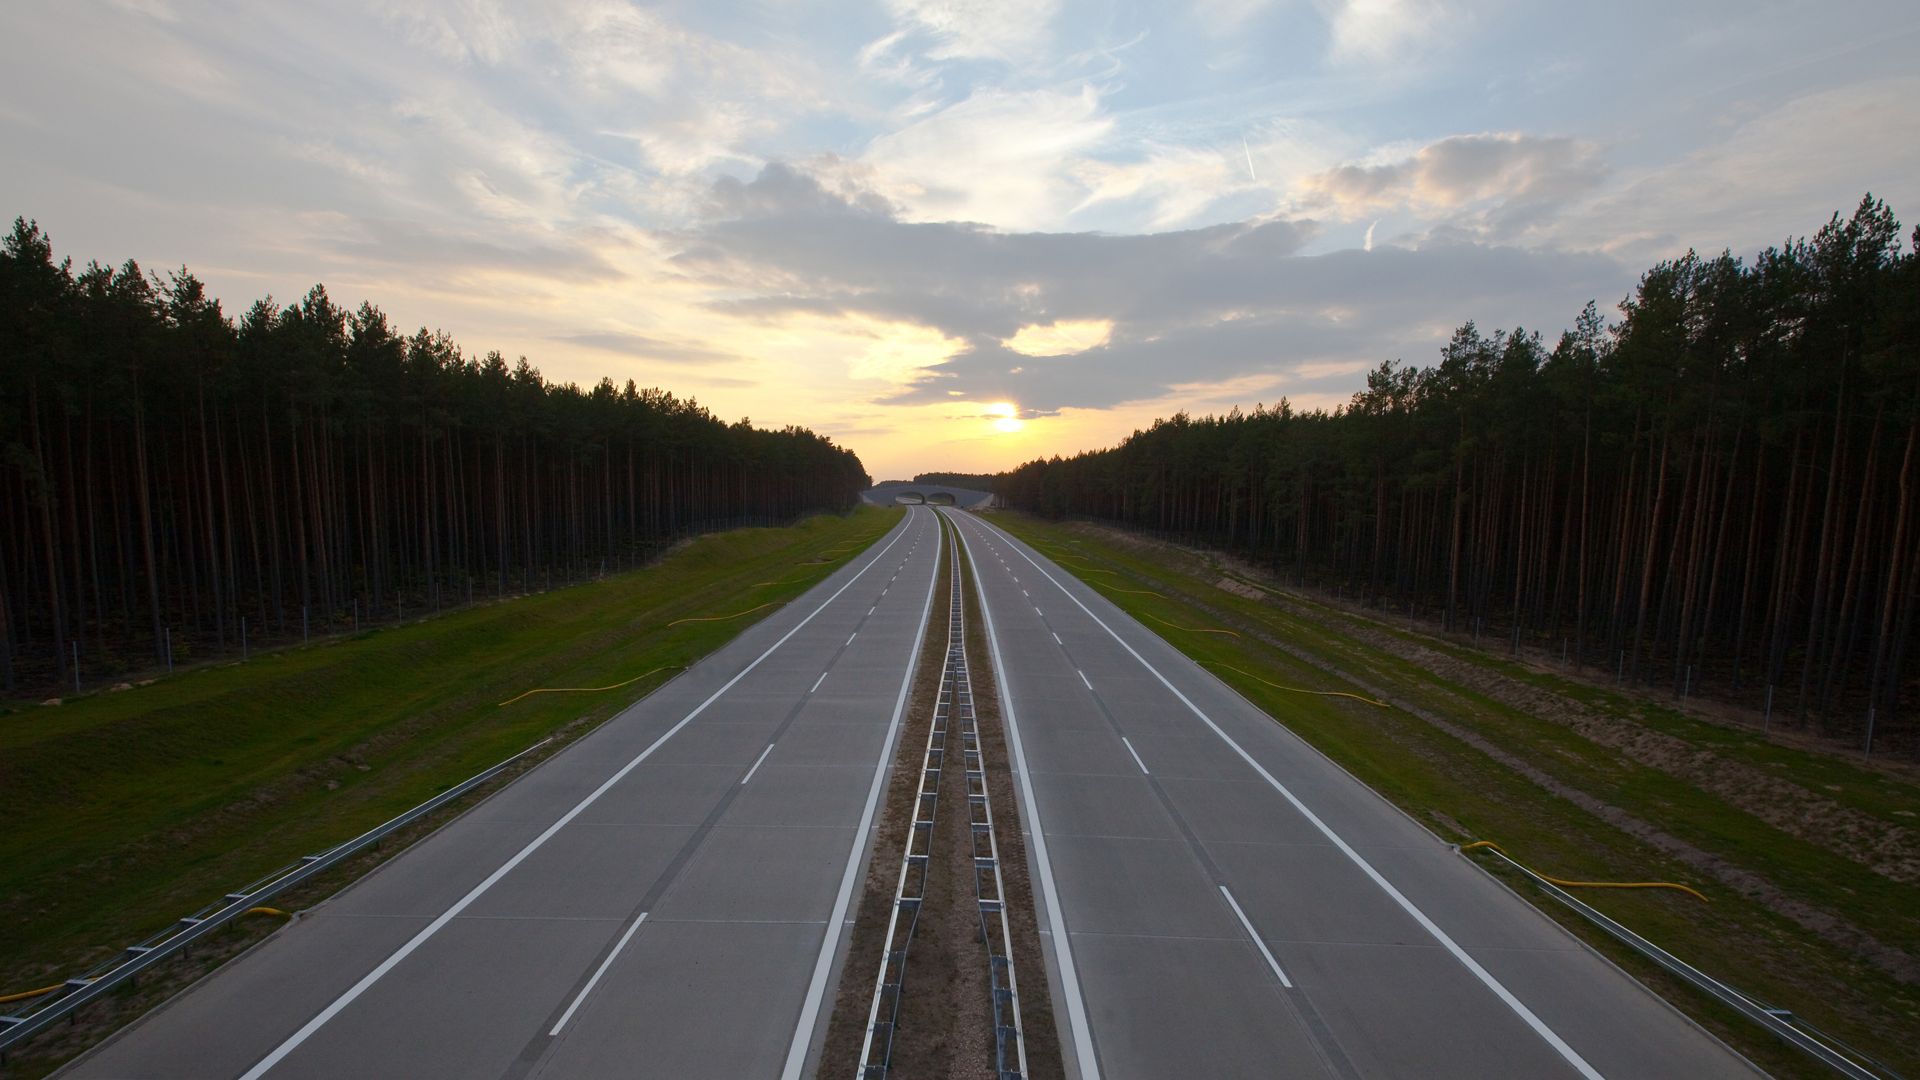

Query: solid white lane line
1121,736,1150,775
741,744,775,785
1052,632,1062,645
810,672,828,693
966,515,1603,1080
236,511,920,1080
548,911,649,1036
942,510,1101,1080
1078,669,1093,690
1218,887,1291,988
781,509,943,1080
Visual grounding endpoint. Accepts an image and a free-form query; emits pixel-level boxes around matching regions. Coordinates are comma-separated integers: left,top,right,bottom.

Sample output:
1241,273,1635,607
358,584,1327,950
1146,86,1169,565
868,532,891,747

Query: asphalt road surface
65,504,1761,1079
65,507,944,1080
939,507,1761,1080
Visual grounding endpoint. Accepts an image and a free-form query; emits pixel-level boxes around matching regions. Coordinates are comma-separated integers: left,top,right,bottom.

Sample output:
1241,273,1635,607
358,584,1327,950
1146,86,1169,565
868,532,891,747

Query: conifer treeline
999,197,1919,750
912,471,998,490
0,219,869,692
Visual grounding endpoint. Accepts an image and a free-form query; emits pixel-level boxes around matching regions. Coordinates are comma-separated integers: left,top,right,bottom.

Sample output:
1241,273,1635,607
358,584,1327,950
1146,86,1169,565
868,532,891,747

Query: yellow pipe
0,982,67,1005
1142,612,1241,638
667,602,779,628
1202,661,1390,708
0,911,309,1004
498,665,682,707
1461,841,1709,903
753,576,809,588
1100,585,1168,598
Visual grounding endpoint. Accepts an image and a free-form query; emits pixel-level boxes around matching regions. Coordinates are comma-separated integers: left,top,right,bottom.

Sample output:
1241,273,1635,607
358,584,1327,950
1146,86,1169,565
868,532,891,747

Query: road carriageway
62,502,1766,1079
938,507,1761,1080
66,508,944,1080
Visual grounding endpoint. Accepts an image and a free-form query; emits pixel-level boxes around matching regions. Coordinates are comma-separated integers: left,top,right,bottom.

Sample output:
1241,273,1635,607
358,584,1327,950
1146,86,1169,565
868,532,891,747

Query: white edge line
1120,736,1150,776
945,510,1102,1080
548,911,649,1035
741,743,775,785
779,509,942,1080
237,513,917,1080
975,515,1604,1080
1218,886,1291,988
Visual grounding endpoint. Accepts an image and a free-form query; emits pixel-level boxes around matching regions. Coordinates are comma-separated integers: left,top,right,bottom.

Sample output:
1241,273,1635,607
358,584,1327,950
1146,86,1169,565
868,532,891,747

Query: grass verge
0,507,900,1052
986,510,1920,1079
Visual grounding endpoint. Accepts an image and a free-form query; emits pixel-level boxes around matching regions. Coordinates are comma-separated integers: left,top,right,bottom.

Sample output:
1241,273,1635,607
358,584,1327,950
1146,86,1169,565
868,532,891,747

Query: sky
4,1,1917,482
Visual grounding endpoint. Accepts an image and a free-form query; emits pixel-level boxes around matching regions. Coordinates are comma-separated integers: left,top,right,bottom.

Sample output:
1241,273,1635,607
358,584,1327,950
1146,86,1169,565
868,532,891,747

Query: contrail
1242,136,1257,181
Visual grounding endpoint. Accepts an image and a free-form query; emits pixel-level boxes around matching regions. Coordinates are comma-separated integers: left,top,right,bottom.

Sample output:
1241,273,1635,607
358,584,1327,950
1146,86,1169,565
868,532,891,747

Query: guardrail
0,737,553,1060
1465,844,1897,1080
955,546,1029,1080
856,583,948,1077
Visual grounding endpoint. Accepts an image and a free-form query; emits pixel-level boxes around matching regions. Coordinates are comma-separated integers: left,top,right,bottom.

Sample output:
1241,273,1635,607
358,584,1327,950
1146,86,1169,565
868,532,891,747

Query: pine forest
998,197,1920,754
0,219,870,694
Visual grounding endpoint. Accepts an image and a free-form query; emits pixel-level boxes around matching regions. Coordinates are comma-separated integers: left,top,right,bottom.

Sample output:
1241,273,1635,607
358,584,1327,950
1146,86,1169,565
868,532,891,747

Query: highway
939,508,1761,1080
64,507,944,1080
62,503,1763,1079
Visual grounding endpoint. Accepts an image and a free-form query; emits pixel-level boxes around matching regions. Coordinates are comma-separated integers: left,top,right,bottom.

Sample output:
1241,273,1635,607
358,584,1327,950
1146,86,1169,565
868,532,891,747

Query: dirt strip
817,515,1063,1078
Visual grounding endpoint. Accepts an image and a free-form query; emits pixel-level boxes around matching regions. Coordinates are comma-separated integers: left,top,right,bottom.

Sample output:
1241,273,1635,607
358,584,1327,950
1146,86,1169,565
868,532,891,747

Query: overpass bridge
861,480,996,508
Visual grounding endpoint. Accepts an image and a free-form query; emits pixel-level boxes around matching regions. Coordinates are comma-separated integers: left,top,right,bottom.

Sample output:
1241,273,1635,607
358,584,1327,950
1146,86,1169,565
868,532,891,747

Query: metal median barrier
0,737,552,1060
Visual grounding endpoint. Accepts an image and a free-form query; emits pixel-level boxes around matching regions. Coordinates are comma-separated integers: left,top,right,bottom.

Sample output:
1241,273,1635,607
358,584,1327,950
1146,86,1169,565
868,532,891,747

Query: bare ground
816,517,1063,1079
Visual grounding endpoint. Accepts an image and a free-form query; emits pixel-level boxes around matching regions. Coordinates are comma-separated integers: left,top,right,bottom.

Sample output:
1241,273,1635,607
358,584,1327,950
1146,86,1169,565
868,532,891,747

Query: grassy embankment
0,506,899,1003
989,511,1920,1079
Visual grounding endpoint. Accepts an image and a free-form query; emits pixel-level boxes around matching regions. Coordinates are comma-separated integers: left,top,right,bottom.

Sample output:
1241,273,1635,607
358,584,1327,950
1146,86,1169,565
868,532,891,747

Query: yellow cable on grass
246,907,293,919
1100,585,1167,598
1461,841,1708,903
667,602,779,628
498,665,683,707
1202,661,1389,707
754,576,809,588
1143,612,1240,638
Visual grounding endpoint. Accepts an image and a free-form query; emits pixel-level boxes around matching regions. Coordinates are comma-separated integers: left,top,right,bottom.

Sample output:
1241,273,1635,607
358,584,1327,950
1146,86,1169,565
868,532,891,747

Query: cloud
883,0,1062,62
1322,0,1446,63
860,84,1113,228
675,162,1627,416
556,330,740,365
1300,132,1607,219
1549,76,1920,260
1002,318,1114,356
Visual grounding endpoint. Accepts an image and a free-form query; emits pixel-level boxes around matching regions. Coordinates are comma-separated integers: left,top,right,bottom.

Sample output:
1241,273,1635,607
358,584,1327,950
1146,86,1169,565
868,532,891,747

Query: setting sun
984,401,1025,434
